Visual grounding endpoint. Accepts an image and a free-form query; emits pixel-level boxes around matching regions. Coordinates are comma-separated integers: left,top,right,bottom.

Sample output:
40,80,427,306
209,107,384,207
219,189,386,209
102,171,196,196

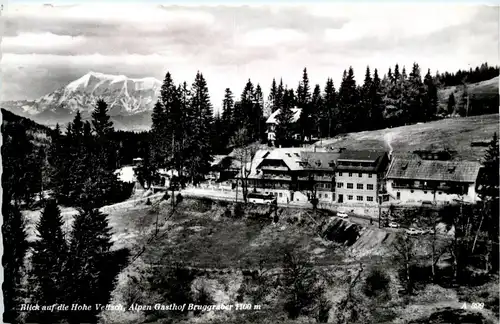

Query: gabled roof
211,155,229,167
336,150,389,173
266,107,302,124
386,158,482,183
338,150,387,162
300,152,341,170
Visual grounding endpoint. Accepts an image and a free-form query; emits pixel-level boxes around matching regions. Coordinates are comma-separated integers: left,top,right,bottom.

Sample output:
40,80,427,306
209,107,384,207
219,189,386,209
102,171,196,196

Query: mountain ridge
1,71,162,131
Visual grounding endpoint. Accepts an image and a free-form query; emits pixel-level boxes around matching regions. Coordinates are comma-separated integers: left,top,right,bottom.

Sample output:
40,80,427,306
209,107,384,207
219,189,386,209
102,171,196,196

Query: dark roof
386,158,482,183
335,150,389,173
300,152,340,170
338,150,387,162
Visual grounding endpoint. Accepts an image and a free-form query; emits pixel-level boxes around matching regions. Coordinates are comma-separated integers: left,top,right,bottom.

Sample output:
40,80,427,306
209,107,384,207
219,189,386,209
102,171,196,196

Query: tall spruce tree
337,67,358,133
29,200,67,324
253,84,265,142
240,79,255,137
91,99,116,170
185,71,214,184
268,78,279,113
276,88,296,146
311,84,323,139
423,69,438,120
407,63,424,123
297,68,312,140
65,208,115,323
221,88,235,146
359,66,373,130
2,201,28,324
276,79,285,111
480,132,499,199
369,69,385,129
323,78,337,137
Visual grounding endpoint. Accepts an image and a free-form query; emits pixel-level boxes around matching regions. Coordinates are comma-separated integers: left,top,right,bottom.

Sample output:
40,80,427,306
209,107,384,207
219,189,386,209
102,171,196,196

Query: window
347,183,353,189
424,191,428,194
367,196,374,202
358,173,362,178
397,192,401,200
319,193,322,198
410,190,414,193
349,173,353,177
438,192,442,195
337,182,344,188
325,194,328,199
338,172,343,176
279,192,283,197
357,196,363,201
367,184,374,190
357,184,363,190
348,195,353,200
368,174,373,178
325,183,331,189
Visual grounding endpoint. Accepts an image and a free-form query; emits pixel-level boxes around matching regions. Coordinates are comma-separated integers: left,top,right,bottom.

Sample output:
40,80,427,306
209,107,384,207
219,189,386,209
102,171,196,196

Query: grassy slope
437,76,499,111
314,113,498,161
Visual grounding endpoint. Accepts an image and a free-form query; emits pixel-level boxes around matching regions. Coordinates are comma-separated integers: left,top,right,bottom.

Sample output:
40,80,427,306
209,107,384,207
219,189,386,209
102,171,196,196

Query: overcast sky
1,3,498,111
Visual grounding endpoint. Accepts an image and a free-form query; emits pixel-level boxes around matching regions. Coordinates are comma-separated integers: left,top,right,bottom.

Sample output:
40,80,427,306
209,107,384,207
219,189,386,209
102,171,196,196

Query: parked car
337,212,349,219
388,222,400,228
406,228,422,235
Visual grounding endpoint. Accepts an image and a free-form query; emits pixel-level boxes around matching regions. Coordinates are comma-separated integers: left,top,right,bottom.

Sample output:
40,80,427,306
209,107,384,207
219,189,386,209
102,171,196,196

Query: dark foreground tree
65,208,129,323
28,200,68,323
2,201,28,324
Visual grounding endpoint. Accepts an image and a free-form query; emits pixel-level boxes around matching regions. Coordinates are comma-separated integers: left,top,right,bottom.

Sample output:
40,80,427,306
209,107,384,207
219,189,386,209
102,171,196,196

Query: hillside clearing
313,113,498,161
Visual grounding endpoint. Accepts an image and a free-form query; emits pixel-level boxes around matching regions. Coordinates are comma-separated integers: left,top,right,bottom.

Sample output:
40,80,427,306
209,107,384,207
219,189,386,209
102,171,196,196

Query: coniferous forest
1,62,498,323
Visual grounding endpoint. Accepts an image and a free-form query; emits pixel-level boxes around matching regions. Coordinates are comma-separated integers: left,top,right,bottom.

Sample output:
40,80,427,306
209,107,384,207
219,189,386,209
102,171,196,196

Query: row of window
347,195,374,202
338,172,373,178
337,183,374,190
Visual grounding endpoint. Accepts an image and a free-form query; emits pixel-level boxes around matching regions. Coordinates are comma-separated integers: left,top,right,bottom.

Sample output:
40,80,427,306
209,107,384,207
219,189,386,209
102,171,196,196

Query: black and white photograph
1,1,499,323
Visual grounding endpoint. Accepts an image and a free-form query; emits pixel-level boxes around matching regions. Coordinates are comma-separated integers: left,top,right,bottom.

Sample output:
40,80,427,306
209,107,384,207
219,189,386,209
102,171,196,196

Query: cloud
0,3,498,111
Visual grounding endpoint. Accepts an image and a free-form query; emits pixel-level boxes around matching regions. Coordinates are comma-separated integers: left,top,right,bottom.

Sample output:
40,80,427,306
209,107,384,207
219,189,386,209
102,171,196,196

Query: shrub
162,192,170,201
176,193,183,204
234,203,245,219
364,268,390,298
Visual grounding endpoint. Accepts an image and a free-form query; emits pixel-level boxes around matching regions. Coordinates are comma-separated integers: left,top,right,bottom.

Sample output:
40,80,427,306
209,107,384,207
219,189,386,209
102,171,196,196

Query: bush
176,193,183,204
163,192,170,201
234,203,245,219
223,208,232,218
364,268,390,298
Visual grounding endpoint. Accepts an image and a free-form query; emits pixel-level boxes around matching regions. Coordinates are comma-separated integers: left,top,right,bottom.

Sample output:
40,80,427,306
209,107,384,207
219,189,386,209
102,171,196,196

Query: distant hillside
1,108,53,147
314,113,499,161
437,76,499,114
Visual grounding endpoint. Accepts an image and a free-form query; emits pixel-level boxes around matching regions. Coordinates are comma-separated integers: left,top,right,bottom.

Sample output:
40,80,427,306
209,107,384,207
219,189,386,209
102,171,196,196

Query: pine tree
311,84,323,139
407,63,424,123
221,88,235,146
480,132,499,198
276,88,296,146
185,71,214,184
276,79,285,111
65,208,116,324
253,84,265,142
29,200,67,323
370,69,385,129
337,67,358,133
2,201,28,324
91,99,115,170
323,78,337,137
268,78,279,113
423,69,438,120
298,68,312,140
240,79,255,137
359,66,373,130
447,93,456,115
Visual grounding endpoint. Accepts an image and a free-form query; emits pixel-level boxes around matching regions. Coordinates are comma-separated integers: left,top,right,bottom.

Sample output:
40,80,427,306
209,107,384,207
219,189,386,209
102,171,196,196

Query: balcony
260,165,288,172
261,174,292,181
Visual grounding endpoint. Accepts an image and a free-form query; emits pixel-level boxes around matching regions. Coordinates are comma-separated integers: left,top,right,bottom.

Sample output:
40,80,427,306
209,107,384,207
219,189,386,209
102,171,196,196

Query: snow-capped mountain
1,72,162,130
